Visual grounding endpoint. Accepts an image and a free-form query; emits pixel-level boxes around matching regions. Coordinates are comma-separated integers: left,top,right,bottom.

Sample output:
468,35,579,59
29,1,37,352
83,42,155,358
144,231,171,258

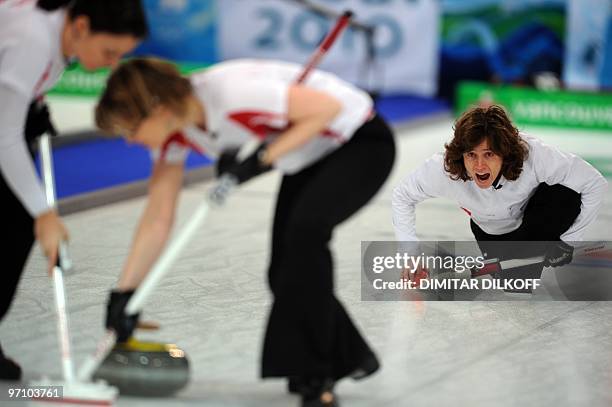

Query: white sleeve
392,154,451,241
0,30,50,96
531,138,608,241
150,144,189,165
0,84,49,216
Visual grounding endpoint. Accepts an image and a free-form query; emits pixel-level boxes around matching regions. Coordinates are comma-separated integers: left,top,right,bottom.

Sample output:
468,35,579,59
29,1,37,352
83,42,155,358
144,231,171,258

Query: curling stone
93,338,190,397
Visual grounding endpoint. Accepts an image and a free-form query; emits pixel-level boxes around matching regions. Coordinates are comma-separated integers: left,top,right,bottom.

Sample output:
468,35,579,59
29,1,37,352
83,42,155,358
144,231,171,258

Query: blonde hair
96,58,192,136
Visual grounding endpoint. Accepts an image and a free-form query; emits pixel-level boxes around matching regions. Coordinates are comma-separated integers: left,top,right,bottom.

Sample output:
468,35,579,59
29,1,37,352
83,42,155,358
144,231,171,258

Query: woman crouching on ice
393,104,607,279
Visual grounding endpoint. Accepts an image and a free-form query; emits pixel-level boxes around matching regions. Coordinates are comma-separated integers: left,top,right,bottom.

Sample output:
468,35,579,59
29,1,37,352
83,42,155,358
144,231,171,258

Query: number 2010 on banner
253,8,404,58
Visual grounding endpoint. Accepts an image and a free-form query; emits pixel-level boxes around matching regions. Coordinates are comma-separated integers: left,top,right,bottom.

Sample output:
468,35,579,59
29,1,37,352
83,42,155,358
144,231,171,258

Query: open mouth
475,173,490,182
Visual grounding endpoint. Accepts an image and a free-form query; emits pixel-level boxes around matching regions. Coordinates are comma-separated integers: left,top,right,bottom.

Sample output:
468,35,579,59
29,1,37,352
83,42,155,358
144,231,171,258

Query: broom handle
296,10,352,83
40,132,75,383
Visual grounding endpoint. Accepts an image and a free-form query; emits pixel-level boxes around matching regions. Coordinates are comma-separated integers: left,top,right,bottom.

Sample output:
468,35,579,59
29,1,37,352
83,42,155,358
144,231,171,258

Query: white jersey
0,0,67,216
155,59,373,174
392,134,608,242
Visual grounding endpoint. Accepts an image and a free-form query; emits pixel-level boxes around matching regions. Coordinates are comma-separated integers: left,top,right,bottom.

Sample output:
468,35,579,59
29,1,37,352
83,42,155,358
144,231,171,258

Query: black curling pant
471,183,582,262
0,171,35,321
261,115,395,380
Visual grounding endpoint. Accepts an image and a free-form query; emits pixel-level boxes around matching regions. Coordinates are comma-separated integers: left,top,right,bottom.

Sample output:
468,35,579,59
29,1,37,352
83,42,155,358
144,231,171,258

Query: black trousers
471,183,582,260
261,114,395,380
0,172,35,321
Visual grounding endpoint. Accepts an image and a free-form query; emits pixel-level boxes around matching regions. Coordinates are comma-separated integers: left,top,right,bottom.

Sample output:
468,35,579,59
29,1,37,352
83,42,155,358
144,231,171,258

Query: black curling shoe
0,344,21,381
289,354,380,396
300,378,338,407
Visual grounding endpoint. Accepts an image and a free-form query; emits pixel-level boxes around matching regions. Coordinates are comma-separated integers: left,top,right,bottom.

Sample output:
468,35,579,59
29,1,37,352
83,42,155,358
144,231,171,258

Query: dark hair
38,0,148,38
444,104,529,181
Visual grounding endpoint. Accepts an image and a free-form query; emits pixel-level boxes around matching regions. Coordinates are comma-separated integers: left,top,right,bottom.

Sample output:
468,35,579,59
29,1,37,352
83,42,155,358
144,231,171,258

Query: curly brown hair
444,105,529,181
